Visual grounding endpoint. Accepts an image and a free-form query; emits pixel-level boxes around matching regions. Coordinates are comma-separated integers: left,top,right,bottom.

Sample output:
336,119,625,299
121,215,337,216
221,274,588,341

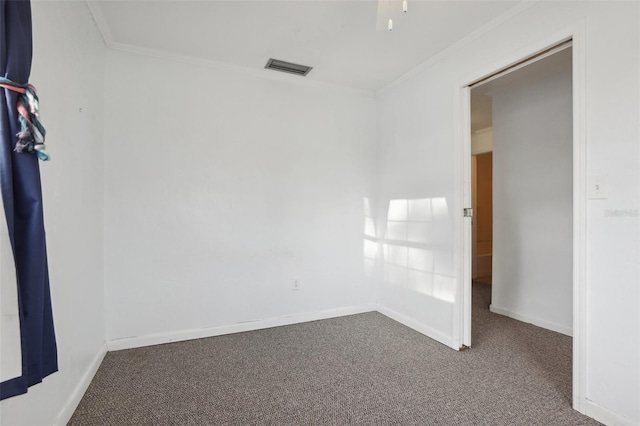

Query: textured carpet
69,285,599,425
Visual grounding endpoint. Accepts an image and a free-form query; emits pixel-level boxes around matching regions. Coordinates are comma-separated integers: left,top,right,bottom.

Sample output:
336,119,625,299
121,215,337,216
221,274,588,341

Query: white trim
461,86,473,348
86,0,535,99
84,2,374,99
376,1,536,96
451,83,472,349
376,305,457,350
454,22,589,417
107,41,375,98
53,342,108,426
489,305,573,337
107,305,376,351
571,20,588,417
469,40,572,89
472,127,493,136
584,399,639,426
84,1,114,48
459,34,575,93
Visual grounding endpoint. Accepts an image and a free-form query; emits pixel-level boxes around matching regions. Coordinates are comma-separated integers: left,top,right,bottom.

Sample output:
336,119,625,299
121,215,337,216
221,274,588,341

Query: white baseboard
376,305,457,350
56,307,639,426
584,399,639,426
107,305,376,351
53,342,108,426
489,304,573,337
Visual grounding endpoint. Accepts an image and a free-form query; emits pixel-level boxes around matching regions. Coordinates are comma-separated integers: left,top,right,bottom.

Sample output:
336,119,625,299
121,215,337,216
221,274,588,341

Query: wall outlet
292,279,300,290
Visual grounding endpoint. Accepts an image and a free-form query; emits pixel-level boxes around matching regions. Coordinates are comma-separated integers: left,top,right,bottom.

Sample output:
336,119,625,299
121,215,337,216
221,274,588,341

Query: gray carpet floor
69,284,600,425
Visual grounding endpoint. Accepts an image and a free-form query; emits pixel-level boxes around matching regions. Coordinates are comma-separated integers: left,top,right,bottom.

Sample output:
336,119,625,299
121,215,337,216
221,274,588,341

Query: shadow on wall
364,197,455,303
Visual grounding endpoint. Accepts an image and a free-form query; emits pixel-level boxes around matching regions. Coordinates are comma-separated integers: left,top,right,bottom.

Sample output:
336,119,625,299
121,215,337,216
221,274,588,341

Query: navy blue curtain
0,0,57,400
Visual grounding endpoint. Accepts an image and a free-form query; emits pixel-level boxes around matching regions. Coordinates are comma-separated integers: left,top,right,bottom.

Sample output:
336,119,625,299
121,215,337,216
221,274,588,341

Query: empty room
0,1,638,425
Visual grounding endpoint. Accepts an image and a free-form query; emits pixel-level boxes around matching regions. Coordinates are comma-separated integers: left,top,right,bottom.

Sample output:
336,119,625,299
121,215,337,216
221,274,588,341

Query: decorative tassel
0,77,49,161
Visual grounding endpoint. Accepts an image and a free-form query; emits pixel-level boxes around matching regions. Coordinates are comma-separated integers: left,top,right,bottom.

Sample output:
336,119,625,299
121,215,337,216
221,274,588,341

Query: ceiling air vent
265,58,313,77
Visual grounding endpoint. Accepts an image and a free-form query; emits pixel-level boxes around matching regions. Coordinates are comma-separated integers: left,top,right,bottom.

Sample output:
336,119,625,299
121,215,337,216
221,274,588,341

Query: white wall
376,1,639,423
375,74,458,345
491,69,573,336
3,2,638,425
104,51,377,343
0,2,106,425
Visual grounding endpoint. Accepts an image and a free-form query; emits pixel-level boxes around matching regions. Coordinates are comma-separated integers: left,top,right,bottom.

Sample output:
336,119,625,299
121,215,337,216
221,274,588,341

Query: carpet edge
53,342,108,426
584,398,639,426
107,305,377,352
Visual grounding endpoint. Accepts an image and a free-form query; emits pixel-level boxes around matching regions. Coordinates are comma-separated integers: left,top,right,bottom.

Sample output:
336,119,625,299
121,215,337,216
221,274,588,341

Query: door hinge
463,208,473,217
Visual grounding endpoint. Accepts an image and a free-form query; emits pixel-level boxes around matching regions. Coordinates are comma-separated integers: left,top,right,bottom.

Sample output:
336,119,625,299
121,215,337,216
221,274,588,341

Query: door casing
452,24,587,414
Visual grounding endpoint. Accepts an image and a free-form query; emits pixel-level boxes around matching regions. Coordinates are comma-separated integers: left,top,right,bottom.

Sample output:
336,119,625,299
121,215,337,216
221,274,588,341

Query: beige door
472,152,492,281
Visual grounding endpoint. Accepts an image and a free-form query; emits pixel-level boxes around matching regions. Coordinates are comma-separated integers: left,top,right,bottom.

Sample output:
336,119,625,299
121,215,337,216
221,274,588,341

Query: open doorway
467,42,576,350
462,40,576,408
457,33,589,412
470,115,493,288
468,44,573,339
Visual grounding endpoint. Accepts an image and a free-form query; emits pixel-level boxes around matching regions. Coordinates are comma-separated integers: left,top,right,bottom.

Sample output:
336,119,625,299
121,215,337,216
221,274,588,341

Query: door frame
452,23,587,414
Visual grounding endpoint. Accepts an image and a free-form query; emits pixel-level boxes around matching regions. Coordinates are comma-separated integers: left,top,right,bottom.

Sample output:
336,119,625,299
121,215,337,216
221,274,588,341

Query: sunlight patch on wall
363,197,378,277
382,197,455,303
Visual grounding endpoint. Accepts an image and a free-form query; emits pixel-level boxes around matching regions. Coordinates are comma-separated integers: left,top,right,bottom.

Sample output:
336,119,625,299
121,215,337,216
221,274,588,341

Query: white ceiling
91,1,519,92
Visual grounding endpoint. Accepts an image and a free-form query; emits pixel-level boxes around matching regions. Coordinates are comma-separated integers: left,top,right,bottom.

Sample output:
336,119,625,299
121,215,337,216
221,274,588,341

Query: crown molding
85,1,115,48
84,1,375,99
85,0,538,99
110,40,375,98
375,1,538,96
